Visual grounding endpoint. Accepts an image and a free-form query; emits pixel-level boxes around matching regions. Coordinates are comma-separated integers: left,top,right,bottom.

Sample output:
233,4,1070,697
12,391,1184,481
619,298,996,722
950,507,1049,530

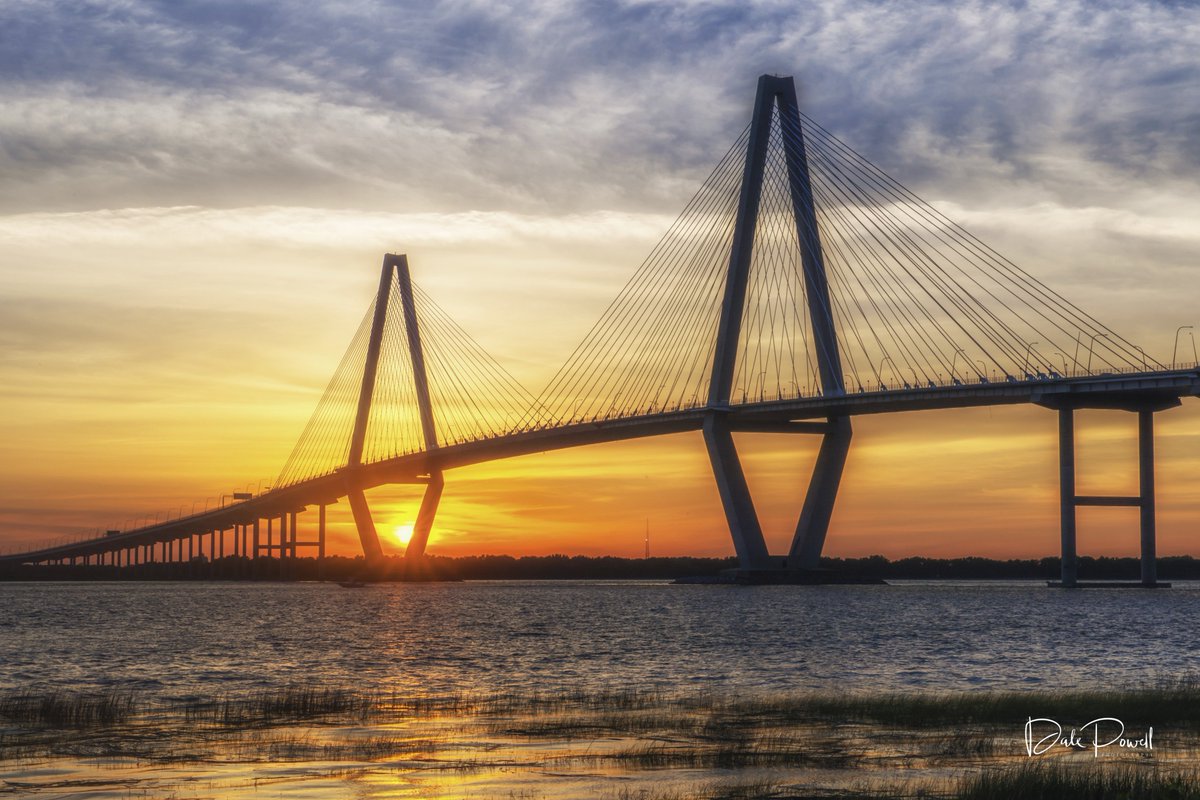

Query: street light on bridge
1174,325,1195,367
1087,333,1112,373
878,355,896,390
1022,341,1040,377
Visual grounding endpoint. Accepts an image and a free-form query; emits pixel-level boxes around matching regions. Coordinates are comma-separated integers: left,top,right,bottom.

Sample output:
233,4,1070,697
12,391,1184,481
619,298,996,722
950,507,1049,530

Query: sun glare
392,523,414,546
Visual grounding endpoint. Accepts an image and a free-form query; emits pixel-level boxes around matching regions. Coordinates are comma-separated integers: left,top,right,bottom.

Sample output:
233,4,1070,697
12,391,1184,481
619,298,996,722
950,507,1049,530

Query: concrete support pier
702,413,771,571
1139,410,1157,586
1049,403,1170,588
1058,408,1078,587
790,416,853,570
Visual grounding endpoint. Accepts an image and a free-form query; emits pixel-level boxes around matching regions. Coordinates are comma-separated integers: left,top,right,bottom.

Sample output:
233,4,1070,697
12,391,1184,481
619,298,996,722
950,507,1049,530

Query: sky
2,0,1199,560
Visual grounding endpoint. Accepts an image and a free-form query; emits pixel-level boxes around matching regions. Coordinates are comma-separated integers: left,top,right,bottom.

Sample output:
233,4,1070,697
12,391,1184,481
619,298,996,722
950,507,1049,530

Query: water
4,580,1199,698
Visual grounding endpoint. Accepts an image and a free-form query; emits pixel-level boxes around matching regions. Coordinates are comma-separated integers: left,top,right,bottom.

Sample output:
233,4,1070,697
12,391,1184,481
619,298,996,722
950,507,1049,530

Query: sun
392,523,414,546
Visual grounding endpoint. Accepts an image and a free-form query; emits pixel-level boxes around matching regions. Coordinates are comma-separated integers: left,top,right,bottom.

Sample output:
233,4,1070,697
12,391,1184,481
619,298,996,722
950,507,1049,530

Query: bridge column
1139,410,1157,586
347,490,383,561
278,514,287,579
289,512,298,560
1058,407,1078,587
288,512,298,577
405,473,444,560
397,252,444,561
702,76,780,573
318,504,327,581
789,417,853,569
344,254,399,561
703,414,772,571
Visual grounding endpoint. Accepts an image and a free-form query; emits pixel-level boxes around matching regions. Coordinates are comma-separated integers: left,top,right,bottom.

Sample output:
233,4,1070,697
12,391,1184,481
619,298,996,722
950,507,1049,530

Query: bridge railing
727,362,1200,404
521,362,1200,424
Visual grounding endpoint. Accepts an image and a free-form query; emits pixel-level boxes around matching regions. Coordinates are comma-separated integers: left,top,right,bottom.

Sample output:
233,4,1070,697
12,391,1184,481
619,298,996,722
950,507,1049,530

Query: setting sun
392,523,414,547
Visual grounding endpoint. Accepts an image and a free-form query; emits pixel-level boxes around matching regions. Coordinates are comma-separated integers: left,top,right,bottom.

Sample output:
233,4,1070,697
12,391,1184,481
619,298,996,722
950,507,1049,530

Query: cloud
3,1,1195,218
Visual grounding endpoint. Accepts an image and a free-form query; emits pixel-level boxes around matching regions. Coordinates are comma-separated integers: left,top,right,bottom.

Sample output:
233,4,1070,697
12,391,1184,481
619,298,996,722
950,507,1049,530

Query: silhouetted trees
5,553,1200,582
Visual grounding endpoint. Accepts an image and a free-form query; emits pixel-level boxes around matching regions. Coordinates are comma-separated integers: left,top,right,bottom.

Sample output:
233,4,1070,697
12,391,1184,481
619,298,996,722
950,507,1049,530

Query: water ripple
1,580,1198,697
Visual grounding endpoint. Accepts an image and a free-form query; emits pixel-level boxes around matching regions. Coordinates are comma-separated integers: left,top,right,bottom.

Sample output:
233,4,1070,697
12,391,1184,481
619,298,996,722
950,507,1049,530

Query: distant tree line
5,553,1200,582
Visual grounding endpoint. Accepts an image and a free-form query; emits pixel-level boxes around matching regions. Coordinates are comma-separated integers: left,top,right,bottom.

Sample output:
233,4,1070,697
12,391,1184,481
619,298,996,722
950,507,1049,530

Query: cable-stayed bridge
6,75,1198,586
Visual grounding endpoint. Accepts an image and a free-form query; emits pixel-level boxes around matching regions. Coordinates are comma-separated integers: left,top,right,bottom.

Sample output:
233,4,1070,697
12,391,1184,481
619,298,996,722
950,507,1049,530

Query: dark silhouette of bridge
5,75,1197,586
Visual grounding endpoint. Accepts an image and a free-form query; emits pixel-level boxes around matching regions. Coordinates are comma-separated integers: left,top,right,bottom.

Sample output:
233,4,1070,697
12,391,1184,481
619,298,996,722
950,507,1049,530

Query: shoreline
7,553,1200,582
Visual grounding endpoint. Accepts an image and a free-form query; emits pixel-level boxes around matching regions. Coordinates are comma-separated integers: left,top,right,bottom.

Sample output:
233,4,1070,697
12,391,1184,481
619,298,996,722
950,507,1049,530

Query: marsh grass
185,686,373,726
958,762,1200,799
3,683,1199,798
609,778,785,800
732,678,1200,728
0,690,134,727
11,680,1173,738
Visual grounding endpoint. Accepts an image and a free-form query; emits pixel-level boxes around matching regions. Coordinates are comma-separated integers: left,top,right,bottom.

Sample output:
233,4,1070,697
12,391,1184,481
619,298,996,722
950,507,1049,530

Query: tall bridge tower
704,75,851,576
